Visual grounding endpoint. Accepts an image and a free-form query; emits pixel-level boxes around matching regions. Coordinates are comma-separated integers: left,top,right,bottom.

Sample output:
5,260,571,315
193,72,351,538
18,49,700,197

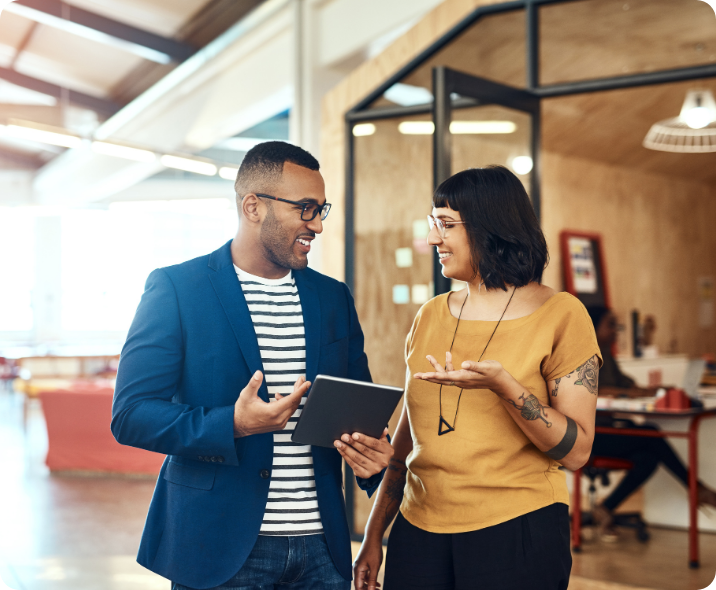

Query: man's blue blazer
111,240,380,589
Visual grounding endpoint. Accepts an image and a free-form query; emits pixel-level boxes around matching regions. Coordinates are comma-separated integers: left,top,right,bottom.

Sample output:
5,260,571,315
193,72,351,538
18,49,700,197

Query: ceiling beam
0,67,121,116
10,21,39,69
0,147,45,169
9,0,196,64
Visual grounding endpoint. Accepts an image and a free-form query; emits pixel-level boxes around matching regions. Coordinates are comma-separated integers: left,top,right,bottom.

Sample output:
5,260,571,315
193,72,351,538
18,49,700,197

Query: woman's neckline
441,289,569,326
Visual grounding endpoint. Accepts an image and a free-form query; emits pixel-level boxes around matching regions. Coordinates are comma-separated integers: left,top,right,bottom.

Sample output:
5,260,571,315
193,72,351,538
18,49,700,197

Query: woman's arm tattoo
505,392,552,427
545,416,578,460
574,356,599,395
383,458,407,519
551,377,562,397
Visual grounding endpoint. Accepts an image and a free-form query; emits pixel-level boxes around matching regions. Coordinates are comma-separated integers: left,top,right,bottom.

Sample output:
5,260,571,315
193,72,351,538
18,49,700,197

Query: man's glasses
255,193,331,221
427,215,467,238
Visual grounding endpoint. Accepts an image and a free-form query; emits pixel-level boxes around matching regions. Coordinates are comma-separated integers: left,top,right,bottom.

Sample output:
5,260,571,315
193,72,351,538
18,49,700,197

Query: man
112,141,393,590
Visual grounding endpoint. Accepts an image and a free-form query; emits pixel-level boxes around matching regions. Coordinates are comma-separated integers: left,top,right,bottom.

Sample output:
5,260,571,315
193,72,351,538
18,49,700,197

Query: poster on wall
560,231,610,308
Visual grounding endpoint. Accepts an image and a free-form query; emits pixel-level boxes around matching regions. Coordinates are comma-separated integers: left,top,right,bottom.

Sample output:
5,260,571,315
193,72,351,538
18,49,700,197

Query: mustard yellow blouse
400,291,601,533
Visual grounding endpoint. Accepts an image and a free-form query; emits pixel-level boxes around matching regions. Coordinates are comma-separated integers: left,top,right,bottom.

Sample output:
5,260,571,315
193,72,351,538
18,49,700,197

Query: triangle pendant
438,416,455,436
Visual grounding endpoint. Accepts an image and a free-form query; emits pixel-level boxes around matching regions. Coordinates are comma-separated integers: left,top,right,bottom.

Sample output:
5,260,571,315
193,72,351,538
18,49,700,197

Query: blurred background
1,0,716,589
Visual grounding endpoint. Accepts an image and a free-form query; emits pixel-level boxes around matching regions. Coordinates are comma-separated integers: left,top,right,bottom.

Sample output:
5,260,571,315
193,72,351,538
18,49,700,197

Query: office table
573,406,716,568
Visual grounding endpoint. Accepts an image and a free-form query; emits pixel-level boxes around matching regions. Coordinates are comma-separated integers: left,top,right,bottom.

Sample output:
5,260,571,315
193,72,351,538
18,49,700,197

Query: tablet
291,375,403,448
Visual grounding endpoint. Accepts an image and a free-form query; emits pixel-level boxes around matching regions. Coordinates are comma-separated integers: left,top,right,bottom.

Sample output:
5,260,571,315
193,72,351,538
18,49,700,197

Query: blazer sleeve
341,283,385,497
111,268,239,466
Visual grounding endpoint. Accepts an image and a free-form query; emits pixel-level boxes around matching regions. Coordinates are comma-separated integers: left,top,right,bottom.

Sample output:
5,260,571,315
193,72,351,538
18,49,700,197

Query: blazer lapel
294,270,321,383
208,242,268,402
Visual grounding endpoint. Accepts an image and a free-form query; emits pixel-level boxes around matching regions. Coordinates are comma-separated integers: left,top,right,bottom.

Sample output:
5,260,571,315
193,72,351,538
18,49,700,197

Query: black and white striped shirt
235,266,323,537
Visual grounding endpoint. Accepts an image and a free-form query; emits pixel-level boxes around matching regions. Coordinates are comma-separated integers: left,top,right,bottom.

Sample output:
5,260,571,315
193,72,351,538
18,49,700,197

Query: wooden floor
2,388,715,590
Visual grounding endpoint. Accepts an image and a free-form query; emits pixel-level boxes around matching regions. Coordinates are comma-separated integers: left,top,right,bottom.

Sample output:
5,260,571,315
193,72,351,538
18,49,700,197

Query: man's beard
259,205,308,270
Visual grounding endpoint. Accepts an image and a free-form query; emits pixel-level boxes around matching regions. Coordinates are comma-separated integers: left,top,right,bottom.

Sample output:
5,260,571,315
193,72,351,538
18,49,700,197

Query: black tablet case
291,375,403,448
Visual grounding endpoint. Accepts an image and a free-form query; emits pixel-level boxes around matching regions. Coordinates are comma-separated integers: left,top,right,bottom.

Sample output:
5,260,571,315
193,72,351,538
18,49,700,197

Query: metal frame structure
342,0,716,557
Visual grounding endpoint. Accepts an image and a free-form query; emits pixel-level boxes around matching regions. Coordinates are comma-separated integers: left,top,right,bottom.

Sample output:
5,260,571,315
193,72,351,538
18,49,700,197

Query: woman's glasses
255,193,332,221
427,215,467,239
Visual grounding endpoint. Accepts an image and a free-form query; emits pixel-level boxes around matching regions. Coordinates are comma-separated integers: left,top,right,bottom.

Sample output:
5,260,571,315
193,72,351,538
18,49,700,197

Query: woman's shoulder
414,292,450,321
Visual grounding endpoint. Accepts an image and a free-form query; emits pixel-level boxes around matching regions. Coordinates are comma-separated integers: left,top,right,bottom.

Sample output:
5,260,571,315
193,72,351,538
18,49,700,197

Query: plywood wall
541,151,716,358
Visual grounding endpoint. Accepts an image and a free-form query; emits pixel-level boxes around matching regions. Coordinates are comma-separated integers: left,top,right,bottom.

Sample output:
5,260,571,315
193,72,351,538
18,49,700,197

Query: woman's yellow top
400,291,601,534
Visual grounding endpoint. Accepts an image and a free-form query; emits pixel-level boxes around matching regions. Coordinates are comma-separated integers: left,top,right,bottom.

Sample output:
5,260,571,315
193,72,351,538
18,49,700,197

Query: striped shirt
235,266,323,537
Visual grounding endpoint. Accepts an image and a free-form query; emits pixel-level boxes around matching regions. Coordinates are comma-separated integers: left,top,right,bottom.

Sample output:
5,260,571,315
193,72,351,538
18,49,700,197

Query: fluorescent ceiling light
218,166,239,181
383,83,433,107
398,121,518,135
3,122,82,148
160,155,217,176
352,123,376,137
92,141,156,162
450,121,517,134
398,121,435,135
215,137,280,152
4,2,171,64
384,83,433,107
511,156,533,175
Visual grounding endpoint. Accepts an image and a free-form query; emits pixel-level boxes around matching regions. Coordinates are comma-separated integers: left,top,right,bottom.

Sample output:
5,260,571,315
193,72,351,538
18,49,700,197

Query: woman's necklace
438,286,517,436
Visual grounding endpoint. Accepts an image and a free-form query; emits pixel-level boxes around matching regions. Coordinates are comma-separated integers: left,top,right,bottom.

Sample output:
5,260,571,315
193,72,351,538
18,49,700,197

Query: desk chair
572,456,650,551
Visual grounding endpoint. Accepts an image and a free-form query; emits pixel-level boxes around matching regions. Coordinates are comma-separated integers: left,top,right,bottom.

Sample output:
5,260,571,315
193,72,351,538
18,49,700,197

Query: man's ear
240,193,262,223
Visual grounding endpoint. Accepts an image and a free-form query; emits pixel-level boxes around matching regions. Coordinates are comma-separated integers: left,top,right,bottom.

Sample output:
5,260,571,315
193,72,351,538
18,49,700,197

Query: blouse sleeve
541,294,603,382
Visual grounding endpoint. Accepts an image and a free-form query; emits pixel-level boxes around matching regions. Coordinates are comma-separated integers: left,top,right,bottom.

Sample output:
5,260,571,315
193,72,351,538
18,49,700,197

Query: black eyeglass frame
254,193,332,221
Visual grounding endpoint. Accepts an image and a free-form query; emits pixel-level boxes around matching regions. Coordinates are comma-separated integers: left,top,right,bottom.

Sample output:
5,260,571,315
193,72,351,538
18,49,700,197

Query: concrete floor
1,387,715,590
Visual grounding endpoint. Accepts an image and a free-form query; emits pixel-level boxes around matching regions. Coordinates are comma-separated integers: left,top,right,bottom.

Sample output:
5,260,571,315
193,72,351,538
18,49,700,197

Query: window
0,207,35,332
60,199,237,333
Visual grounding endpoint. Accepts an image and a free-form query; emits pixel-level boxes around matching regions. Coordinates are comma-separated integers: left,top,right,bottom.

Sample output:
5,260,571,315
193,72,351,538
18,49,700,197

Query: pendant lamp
643,90,716,153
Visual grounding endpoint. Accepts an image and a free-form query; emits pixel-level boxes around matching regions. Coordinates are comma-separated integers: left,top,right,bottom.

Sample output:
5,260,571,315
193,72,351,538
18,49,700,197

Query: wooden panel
398,9,526,99
540,0,716,85
541,150,716,358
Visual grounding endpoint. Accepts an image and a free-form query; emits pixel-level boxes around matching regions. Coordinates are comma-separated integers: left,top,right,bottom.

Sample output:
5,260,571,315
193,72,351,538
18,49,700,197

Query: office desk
574,406,716,568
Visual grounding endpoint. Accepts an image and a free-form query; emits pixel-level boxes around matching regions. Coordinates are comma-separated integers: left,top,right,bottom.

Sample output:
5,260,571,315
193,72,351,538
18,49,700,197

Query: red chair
572,456,649,551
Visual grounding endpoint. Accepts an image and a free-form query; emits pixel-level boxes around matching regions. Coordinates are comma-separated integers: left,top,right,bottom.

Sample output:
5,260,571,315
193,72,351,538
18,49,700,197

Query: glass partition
451,104,533,193
540,0,716,85
365,9,526,111
351,113,434,534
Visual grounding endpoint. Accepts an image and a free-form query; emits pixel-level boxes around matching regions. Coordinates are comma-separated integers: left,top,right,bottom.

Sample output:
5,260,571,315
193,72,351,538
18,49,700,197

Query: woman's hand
353,535,384,590
413,352,513,394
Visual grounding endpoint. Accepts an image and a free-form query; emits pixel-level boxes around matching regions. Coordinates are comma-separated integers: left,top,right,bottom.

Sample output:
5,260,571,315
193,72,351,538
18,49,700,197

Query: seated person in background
587,306,716,540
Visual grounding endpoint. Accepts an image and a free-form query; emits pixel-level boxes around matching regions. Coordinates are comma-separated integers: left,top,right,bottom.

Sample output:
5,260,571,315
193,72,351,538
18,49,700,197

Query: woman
587,306,716,540
348,167,601,590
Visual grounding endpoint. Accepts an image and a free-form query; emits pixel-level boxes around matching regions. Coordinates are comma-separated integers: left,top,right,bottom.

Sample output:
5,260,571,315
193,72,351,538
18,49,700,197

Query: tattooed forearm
545,416,578,460
505,392,552,427
574,356,599,395
383,458,407,520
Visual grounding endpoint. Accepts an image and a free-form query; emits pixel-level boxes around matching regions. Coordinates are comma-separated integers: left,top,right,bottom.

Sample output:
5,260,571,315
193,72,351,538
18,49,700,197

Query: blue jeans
171,534,350,590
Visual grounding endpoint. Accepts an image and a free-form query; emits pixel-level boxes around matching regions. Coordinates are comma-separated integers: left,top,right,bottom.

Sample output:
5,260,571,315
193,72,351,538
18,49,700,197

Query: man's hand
334,427,393,478
233,371,310,438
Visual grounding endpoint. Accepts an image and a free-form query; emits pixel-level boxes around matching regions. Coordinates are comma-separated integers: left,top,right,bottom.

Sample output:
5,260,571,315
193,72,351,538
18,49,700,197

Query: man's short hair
235,141,320,197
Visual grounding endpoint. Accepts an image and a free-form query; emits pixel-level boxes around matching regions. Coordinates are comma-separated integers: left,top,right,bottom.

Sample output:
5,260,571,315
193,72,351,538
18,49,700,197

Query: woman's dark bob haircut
433,166,548,291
